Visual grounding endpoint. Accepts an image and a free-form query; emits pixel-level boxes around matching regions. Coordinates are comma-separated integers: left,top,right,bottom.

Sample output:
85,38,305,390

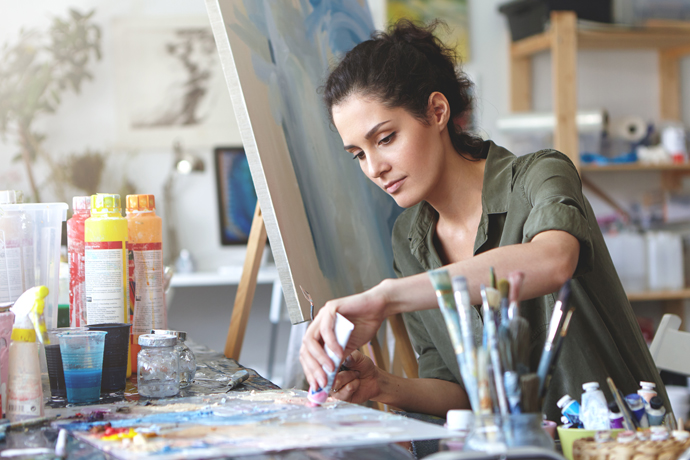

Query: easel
224,204,419,397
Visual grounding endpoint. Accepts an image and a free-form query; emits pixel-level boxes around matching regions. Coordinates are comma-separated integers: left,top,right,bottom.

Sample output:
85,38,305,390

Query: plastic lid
91,193,121,212
617,430,636,443
649,395,663,410
608,400,620,413
672,430,690,441
640,381,656,390
625,393,642,407
72,196,91,211
582,382,599,391
0,190,18,204
557,395,573,409
139,333,176,347
151,329,186,341
126,194,155,212
446,410,473,431
650,426,669,441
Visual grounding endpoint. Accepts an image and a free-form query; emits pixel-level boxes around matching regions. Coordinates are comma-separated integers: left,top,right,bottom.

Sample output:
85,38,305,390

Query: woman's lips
385,177,405,194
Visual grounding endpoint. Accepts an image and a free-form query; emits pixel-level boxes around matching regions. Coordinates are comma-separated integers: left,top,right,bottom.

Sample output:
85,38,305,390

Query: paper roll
614,116,647,142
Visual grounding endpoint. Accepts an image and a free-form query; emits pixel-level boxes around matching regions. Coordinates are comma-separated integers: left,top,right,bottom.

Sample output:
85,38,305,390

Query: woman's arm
332,351,470,417
300,229,579,391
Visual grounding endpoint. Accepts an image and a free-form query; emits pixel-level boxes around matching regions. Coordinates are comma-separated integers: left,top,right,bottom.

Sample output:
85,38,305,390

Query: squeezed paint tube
308,313,354,405
428,269,477,412
226,370,250,392
451,275,480,412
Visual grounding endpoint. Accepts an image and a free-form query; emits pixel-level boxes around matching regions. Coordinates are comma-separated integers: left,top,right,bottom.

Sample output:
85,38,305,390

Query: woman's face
332,94,447,209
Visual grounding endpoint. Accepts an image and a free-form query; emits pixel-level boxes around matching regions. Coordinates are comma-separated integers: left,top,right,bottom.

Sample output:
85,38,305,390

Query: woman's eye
352,151,365,160
378,132,396,146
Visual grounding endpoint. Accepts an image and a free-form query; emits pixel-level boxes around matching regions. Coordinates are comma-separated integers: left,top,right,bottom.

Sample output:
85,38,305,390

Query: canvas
206,0,402,323
55,390,450,459
214,147,257,245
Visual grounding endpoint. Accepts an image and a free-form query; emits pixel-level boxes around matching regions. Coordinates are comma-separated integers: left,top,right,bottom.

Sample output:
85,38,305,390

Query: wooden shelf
581,163,690,172
628,289,690,302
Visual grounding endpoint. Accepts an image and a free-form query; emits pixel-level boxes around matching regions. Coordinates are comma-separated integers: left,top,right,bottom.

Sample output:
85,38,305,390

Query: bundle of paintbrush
429,268,575,417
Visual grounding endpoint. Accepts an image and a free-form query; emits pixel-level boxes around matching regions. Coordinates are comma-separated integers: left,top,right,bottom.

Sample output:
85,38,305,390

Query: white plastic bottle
7,286,48,421
580,382,609,430
439,409,473,451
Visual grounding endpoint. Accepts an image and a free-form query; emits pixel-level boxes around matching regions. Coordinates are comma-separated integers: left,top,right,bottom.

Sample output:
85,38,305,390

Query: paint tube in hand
308,313,354,405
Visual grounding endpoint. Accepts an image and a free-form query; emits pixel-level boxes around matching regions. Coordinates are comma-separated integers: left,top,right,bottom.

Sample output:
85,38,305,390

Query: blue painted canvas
215,147,257,245
208,0,402,322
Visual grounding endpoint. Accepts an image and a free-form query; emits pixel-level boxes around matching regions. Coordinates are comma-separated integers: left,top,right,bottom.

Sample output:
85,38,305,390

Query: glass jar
137,334,180,398
152,329,196,388
464,414,555,453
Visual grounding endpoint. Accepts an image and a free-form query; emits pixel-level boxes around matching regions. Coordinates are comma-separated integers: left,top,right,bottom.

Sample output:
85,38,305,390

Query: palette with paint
52,389,450,459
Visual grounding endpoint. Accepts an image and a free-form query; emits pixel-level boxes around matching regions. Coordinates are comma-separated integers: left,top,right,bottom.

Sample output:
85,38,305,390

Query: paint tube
608,400,625,429
428,270,477,411
452,276,479,412
307,313,354,405
581,382,609,430
557,394,582,428
646,396,666,426
625,393,649,428
637,381,657,406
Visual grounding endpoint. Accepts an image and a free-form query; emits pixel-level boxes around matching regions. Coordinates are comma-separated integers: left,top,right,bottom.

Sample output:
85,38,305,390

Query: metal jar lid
138,333,177,347
151,329,186,341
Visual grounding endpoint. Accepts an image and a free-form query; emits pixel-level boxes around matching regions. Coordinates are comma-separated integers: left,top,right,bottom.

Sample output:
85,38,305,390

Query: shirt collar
407,141,516,244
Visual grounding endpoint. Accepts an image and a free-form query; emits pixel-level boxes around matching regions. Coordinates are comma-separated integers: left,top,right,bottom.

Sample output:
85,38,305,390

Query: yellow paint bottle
84,194,131,377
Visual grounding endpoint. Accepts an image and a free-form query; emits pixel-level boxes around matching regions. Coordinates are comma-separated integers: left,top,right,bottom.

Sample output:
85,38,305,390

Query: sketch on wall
113,17,241,149
388,0,471,61
207,0,402,323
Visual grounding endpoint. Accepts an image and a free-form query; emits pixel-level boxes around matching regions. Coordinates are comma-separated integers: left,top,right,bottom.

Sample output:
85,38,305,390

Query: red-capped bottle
67,197,91,326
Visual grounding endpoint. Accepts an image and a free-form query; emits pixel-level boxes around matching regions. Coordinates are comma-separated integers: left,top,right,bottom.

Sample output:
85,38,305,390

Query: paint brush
452,275,479,411
519,372,540,413
538,307,575,398
481,285,509,416
55,429,68,459
607,377,638,431
507,271,525,320
536,280,571,397
507,271,530,376
489,266,496,289
226,369,250,391
497,279,513,372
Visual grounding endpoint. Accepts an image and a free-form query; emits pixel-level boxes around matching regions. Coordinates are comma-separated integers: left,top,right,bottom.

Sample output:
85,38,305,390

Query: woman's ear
427,92,451,129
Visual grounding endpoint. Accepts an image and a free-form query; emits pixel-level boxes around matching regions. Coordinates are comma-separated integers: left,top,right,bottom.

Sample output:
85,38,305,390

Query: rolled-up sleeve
522,150,594,278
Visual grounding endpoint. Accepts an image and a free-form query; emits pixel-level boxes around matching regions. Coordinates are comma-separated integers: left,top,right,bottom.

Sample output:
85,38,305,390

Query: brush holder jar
152,330,196,388
137,334,180,398
464,413,555,453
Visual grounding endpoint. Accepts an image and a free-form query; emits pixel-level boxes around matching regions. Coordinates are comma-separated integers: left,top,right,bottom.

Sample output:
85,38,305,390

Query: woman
299,20,667,422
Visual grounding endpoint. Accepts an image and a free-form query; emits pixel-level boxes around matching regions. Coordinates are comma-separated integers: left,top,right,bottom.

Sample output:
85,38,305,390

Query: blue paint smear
229,0,403,300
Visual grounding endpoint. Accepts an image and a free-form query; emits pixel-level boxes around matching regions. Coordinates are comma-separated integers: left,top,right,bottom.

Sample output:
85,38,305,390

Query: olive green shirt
392,141,668,422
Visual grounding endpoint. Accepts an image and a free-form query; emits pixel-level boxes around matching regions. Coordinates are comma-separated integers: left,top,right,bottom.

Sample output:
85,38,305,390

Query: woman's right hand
331,351,381,404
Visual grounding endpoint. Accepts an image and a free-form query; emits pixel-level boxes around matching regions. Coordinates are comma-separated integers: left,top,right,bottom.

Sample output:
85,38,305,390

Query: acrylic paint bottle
125,194,166,371
557,394,582,428
0,305,14,418
0,191,27,302
581,382,609,430
7,286,48,422
67,196,91,327
638,381,657,406
625,393,649,428
439,409,473,451
608,400,624,429
84,193,130,377
646,396,666,426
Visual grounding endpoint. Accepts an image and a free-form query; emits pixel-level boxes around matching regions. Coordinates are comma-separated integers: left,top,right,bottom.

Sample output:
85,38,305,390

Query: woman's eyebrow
343,120,391,150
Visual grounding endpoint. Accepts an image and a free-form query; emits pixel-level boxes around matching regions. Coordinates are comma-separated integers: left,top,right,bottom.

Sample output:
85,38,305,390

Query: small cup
87,323,132,393
57,330,106,404
46,327,87,400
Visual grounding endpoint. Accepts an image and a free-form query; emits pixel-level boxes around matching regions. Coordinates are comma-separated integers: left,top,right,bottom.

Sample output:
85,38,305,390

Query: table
0,342,417,460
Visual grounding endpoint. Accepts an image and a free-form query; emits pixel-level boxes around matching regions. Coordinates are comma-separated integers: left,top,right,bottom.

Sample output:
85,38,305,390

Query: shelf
627,289,690,302
170,264,279,287
581,163,690,172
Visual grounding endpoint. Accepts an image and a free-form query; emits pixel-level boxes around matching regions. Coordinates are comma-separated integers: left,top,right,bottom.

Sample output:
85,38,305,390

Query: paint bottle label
7,342,44,422
0,240,23,303
85,241,126,324
131,243,166,336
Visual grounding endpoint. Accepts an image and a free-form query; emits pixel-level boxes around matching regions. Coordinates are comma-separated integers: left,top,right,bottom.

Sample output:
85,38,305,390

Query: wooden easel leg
388,314,419,379
224,203,268,360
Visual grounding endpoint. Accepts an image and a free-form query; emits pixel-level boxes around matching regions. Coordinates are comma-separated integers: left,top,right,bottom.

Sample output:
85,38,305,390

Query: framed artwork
214,147,257,245
113,17,242,149
388,0,471,62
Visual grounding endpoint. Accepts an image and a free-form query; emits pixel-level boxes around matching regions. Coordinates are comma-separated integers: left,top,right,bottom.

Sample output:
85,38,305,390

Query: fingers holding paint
300,302,339,390
331,351,380,404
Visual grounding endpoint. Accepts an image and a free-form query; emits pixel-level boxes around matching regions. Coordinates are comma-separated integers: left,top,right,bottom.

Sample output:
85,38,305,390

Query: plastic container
0,200,68,329
0,191,29,303
57,330,106,404
647,231,684,291
87,323,131,393
67,196,91,327
603,232,647,293
557,427,624,460
0,306,14,417
439,409,473,451
126,195,166,371
581,382,609,430
138,334,180,398
152,329,195,388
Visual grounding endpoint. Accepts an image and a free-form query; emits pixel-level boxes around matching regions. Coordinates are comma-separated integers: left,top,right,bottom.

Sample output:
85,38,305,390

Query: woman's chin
391,194,420,209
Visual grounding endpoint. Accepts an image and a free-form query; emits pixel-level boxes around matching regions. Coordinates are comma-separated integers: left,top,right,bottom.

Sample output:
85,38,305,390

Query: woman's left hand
331,351,381,404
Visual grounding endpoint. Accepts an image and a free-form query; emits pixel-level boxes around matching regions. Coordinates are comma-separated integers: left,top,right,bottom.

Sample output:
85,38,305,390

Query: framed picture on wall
214,147,257,245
